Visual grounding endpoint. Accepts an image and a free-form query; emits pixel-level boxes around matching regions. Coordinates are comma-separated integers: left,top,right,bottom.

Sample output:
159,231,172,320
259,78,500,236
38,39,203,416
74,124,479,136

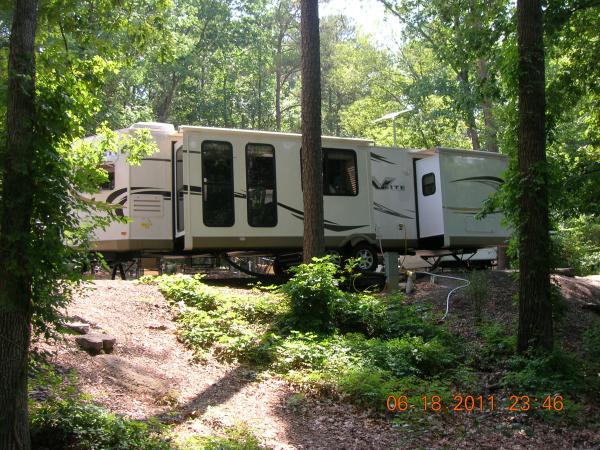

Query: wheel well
341,234,377,250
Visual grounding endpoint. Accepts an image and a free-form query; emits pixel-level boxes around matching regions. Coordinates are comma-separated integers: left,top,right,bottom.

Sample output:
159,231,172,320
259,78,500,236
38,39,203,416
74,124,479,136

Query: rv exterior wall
88,123,510,258
370,148,418,251
437,149,509,248
181,126,375,252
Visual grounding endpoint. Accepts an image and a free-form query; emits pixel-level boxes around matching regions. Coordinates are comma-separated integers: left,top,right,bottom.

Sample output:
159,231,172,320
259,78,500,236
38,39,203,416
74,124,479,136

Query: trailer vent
131,194,163,217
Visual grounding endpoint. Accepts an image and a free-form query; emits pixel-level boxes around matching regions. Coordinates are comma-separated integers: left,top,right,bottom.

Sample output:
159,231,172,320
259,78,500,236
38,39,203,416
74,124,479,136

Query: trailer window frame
245,143,278,227
100,164,115,191
201,140,235,227
299,147,359,197
422,172,436,196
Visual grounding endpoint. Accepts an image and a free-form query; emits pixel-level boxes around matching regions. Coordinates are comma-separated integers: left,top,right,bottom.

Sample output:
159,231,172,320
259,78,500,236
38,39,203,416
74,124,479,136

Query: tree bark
477,59,499,153
0,0,38,448
300,0,324,262
457,68,481,150
156,73,180,123
516,0,553,353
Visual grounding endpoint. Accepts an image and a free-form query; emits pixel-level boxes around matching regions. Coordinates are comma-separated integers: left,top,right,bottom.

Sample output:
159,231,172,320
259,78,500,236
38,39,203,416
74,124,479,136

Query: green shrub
501,350,587,394
465,271,489,322
154,270,468,415
31,399,170,450
331,292,388,336
271,331,329,372
178,424,262,450
29,361,169,450
278,257,342,331
159,274,219,310
555,215,600,275
336,367,397,407
478,322,515,367
583,323,600,360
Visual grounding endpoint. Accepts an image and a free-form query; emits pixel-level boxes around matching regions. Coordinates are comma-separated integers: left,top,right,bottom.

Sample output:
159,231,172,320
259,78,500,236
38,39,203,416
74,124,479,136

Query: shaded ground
408,270,600,353
38,273,600,449
41,281,409,449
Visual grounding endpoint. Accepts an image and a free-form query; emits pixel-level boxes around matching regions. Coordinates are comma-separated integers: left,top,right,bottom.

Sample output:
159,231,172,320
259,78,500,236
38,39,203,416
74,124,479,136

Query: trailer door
415,156,444,239
173,145,185,239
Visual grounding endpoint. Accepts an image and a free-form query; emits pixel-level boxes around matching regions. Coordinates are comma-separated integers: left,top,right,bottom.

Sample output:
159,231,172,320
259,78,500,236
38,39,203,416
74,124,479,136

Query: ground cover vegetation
141,261,600,420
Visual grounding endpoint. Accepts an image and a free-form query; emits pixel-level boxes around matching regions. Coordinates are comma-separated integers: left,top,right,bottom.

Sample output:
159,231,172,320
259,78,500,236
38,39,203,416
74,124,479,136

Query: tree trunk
0,0,38,448
300,0,324,262
275,65,282,131
156,73,180,123
516,0,553,353
477,59,499,153
457,68,481,150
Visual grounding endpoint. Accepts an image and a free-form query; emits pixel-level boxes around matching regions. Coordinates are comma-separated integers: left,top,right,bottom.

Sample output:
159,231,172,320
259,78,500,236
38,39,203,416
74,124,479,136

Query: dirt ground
36,271,600,449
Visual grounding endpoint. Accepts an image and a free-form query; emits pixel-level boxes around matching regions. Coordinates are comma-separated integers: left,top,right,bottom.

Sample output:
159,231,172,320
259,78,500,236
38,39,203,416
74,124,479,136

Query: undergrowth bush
501,349,588,394
278,257,341,331
177,424,263,450
155,264,466,412
555,215,600,275
29,360,170,450
465,271,489,322
477,322,515,367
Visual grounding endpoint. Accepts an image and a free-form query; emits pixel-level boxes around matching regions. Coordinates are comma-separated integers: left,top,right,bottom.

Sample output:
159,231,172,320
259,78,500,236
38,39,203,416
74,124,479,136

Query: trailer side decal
450,176,504,189
373,202,414,219
370,152,396,165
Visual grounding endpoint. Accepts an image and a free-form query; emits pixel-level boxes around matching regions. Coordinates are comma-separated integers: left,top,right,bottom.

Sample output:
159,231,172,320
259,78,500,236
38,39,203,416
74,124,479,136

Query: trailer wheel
325,249,343,266
350,243,378,272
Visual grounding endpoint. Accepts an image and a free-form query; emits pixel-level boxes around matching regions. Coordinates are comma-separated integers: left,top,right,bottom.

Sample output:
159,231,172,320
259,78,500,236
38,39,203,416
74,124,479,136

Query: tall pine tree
516,0,553,353
0,0,38,447
300,0,324,262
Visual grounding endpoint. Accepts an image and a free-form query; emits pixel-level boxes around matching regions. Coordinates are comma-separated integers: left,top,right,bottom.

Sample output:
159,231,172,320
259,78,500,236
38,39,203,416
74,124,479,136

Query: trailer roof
178,125,374,146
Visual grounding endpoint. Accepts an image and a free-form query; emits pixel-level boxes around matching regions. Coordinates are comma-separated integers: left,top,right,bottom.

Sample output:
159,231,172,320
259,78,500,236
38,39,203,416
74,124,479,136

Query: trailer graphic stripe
450,176,504,189
183,185,202,195
370,153,396,165
373,202,414,219
280,201,367,231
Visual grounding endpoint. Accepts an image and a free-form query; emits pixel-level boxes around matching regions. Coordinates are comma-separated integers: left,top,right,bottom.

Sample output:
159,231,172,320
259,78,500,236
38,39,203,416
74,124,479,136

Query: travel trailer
89,122,509,272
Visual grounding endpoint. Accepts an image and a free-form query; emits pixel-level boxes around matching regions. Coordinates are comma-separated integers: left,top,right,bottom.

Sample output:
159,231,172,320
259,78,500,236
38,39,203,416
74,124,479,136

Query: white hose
412,272,470,320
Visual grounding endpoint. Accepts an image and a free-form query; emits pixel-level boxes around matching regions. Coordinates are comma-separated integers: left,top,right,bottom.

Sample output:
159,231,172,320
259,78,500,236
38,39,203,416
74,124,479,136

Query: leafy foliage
278,257,341,331
154,262,466,412
29,361,170,450
177,424,263,450
555,215,600,275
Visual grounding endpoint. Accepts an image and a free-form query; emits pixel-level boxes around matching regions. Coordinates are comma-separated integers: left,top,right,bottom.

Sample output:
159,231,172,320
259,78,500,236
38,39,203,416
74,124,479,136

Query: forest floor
36,271,600,449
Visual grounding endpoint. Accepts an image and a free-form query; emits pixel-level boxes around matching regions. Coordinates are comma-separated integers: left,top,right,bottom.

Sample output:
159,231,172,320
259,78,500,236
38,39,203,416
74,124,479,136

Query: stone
75,333,116,354
75,335,103,353
63,321,90,334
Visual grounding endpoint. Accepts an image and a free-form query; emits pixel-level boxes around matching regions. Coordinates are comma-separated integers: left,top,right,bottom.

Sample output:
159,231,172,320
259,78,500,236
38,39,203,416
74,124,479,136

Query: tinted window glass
202,141,234,227
100,165,115,190
422,172,436,196
324,148,358,196
246,144,277,227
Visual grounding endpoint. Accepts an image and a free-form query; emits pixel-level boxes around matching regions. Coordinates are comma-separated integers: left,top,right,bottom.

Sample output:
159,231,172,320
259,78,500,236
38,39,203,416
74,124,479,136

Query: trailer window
422,172,436,196
201,141,234,227
324,148,358,196
100,165,115,190
246,143,277,227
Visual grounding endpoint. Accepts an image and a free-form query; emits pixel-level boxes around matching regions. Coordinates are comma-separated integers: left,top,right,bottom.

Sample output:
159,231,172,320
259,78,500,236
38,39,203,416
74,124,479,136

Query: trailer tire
349,243,378,272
